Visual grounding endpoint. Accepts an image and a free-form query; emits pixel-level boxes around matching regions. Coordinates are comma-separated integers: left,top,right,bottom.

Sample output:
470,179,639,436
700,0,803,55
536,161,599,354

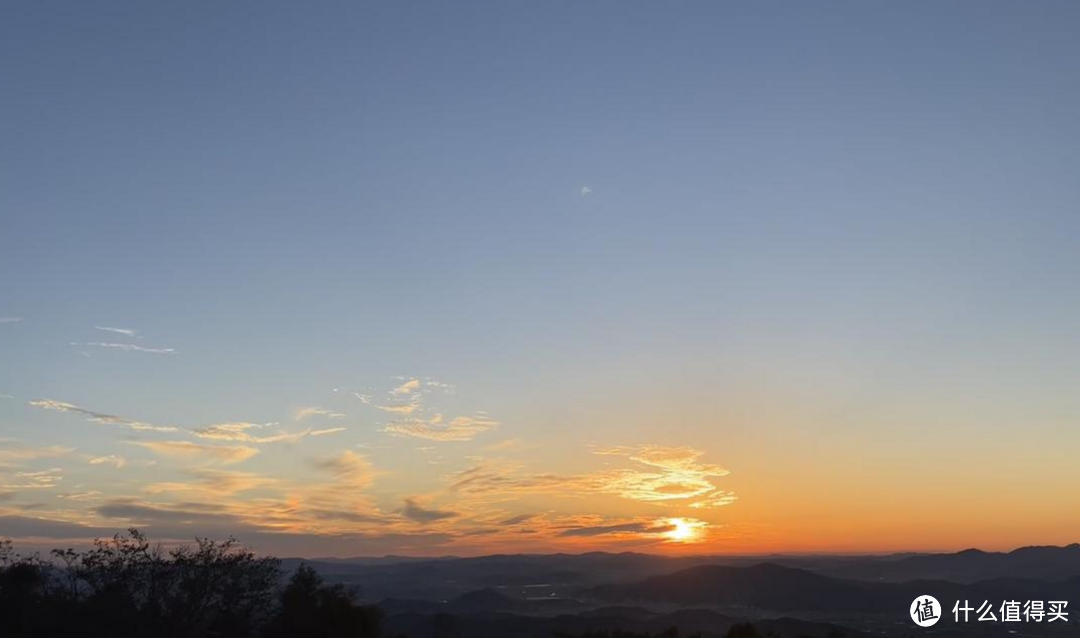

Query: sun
664,518,703,543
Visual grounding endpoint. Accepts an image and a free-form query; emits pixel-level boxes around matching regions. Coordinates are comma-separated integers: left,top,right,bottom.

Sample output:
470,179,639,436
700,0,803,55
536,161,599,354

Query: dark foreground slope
384,608,865,638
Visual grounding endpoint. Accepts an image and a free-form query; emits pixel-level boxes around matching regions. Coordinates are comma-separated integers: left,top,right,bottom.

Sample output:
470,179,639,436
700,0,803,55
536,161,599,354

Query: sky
2,1,1079,557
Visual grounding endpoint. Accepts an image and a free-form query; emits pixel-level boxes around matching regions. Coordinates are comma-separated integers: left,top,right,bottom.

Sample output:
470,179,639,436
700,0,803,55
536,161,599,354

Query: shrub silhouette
724,623,764,638
0,529,383,638
264,563,383,637
554,627,703,638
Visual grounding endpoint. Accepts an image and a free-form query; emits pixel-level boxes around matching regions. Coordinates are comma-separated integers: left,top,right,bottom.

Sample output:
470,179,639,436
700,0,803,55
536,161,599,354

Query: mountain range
283,545,1080,638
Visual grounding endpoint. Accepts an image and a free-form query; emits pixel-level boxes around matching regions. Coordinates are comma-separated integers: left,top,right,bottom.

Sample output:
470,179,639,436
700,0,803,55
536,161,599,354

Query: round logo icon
910,595,942,627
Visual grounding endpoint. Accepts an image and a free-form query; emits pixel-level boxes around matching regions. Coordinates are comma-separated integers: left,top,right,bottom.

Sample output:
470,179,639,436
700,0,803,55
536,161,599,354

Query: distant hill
282,552,736,600
377,586,591,616
285,545,1080,602
593,563,889,612
821,544,1080,583
592,562,1080,613
447,587,528,613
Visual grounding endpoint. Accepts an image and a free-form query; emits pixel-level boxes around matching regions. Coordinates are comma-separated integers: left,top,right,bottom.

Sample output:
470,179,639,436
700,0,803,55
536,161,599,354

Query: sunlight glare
664,518,703,543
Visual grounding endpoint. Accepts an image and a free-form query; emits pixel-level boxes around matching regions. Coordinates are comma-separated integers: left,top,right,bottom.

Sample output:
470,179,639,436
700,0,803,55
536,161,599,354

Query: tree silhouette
264,563,382,637
0,529,383,638
724,623,764,638
553,627,703,638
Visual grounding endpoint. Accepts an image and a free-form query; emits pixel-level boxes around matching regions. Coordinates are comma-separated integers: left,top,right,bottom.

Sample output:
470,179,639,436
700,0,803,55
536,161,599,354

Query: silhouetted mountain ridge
283,544,1080,601
824,543,1080,583
593,561,1080,613
594,563,879,611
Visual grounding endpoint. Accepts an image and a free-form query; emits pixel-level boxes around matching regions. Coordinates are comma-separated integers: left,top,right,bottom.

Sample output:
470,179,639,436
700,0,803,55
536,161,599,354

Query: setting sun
665,518,704,543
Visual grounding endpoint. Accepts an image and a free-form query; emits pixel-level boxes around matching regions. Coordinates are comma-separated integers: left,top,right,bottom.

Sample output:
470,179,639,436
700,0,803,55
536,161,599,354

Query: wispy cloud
145,469,277,496
391,379,421,396
0,440,75,464
356,394,420,415
480,438,526,454
2,468,63,489
310,427,347,437
294,407,346,421
30,400,323,447
384,414,499,442
553,517,706,543
446,462,568,495
29,400,180,432
312,450,376,491
689,490,738,509
55,490,102,501
357,377,450,413
589,445,730,502
355,376,498,442
127,440,258,464
288,451,384,531
557,520,669,538
75,342,176,354
0,513,457,554
191,422,309,444
499,513,538,526
307,509,385,524
93,499,264,535
87,455,126,469
401,498,458,523
446,444,735,508
0,317,23,324
94,326,137,337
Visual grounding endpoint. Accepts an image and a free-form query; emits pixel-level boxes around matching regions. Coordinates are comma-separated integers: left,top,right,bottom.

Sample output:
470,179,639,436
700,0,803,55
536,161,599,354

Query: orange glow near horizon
6,374,1080,558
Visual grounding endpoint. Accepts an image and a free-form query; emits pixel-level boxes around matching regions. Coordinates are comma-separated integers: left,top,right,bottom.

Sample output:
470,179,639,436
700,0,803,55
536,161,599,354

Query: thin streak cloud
310,427,347,437
76,342,176,354
557,521,669,538
294,407,346,421
191,422,310,444
94,326,137,336
2,468,63,489
28,400,180,432
127,440,259,464
31,400,322,445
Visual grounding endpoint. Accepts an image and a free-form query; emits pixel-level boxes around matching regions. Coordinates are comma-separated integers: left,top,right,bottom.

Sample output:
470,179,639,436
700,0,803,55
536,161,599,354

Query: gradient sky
2,1,1080,556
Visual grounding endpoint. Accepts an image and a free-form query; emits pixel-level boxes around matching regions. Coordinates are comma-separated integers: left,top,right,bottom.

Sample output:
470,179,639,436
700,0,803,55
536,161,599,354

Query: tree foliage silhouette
554,627,703,638
0,529,383,638
264,563,383,638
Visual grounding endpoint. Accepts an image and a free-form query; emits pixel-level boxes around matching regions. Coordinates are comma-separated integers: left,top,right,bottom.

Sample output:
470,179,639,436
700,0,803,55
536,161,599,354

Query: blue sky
2,1,1079,554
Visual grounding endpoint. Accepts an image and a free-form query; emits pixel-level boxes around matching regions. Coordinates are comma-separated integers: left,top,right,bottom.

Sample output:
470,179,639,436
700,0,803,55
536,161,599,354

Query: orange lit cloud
191,422,310,444
128,440,259,464
446,444,734,508
384,414,499,442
